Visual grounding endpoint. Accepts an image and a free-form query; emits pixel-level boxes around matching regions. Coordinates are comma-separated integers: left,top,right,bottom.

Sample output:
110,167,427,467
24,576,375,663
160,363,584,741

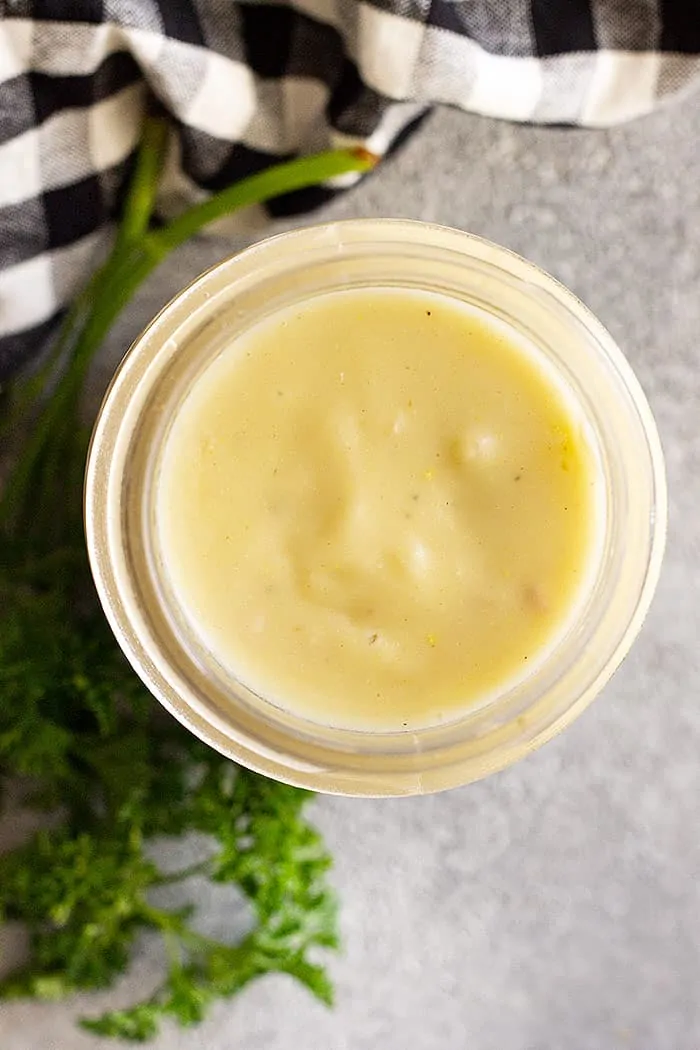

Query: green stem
1,138,374,537
115,119,170,251
0,252,142,533
0,276,95,444
138,905,222,952
147,148,375,259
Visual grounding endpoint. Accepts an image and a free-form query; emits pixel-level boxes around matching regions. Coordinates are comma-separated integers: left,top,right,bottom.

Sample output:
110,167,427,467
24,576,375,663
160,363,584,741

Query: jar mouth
85,219,667,796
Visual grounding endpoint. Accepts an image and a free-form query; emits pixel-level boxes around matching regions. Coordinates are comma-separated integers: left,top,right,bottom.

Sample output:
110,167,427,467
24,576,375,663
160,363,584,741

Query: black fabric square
179,127,287,192
190,0,247,60
175,124,234,185
660,0,700,53
427,1,474,40
0,313,59,383
240,5,296,79
31,0,104,23
41,174,104,249
30,50,142,124
284,14,346,84
0,197,47,269
155,0,206,46
92,49,142,101
240,5,344,82
327,59,386,135
100,150,138,223
266,183,336,217
531,0,596,55
427,0,536,57
0,74,36,148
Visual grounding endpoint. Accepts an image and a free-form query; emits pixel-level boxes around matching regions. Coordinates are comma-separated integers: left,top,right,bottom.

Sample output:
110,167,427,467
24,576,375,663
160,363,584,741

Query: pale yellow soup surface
156,288,600,731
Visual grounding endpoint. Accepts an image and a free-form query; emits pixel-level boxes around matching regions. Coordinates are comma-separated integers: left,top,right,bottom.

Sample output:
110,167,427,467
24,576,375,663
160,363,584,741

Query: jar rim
85,219,667,796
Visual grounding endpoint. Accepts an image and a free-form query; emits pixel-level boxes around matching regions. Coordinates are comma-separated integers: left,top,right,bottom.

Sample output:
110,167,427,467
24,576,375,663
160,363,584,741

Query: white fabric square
147,36,208,117
88,81,145,171
241,76,332,158
0,127,42,209
357,4,424,99
581,51,662,126
31,22,163,78
31,21,115,76
242,76,330,156
38,107,92,191
181,51,255,140
413,26,478,107
0,250,54,336
467,50,543,121
120,25,166,70
534,53,598,124
230,78,281,154
281,76,330,152
103,0,165,33
0,18,33,86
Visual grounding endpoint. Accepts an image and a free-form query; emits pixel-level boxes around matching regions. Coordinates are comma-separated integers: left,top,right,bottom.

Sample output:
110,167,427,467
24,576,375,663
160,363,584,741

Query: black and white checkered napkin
1,0,699,379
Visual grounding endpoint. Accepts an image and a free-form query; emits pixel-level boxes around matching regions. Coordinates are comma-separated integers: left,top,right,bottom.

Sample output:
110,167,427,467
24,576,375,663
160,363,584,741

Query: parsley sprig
0,119,372,1041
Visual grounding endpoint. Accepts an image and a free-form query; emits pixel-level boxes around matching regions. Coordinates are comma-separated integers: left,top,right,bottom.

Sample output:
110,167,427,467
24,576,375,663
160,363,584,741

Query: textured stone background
2,87,699,1049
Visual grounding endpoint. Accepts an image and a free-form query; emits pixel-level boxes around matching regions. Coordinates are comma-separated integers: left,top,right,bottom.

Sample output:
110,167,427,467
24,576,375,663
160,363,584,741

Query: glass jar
84,219,667,796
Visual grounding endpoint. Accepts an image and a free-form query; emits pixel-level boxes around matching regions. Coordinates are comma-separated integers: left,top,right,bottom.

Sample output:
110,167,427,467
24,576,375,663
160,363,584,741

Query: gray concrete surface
2,92,700,1048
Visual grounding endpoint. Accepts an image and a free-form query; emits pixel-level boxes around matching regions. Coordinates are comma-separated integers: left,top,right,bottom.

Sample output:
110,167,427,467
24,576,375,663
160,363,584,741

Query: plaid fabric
1,1,699,380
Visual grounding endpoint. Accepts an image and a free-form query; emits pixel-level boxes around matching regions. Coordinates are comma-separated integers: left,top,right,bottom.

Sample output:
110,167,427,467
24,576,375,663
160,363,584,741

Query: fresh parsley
0,118,372,1041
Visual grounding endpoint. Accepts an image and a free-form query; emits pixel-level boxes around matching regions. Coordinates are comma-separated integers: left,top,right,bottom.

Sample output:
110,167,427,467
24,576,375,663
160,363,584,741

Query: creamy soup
156,288,600,731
